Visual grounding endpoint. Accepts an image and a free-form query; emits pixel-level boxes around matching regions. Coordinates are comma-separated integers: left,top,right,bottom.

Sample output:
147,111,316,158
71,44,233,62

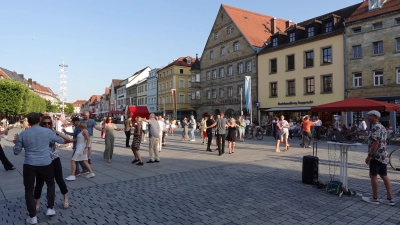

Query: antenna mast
59,57,68,116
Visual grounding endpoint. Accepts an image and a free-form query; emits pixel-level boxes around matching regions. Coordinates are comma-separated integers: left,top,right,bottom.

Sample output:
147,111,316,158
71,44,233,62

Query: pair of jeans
125,131,131,147
0,144,14,170
34,157,68,200
206,131,213,150
217,134,226,155
23,163,55,218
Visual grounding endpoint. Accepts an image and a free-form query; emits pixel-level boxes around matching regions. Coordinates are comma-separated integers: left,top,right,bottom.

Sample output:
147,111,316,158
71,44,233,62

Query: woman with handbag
131,117,144,165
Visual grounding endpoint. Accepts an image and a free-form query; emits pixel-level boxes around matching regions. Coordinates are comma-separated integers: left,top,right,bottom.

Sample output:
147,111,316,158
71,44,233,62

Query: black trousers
315,126,321,140
217,134,226,155
125,131,131,147
289,130,293,139
206,131,213,150
34,158,68,200
0,144,14,170
23,163,55,217
302,131,313,146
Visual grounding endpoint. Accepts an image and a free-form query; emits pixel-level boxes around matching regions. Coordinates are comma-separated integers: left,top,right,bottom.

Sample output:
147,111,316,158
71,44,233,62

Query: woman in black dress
226,118,239,154
131,117,143,166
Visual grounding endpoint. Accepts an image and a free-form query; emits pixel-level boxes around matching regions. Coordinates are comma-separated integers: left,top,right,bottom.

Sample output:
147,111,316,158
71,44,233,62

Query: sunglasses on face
42,122,52,125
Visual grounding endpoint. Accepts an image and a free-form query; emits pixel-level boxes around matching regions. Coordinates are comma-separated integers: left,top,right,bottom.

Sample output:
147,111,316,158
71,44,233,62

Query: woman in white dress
64,122,95,181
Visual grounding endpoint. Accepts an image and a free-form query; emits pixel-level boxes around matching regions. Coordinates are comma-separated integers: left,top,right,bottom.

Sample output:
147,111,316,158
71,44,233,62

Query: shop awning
311,97,400,112
264,106,311,112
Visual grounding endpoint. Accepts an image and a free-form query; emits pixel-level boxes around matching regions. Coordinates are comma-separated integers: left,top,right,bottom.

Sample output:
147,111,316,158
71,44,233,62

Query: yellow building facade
158,57,195,119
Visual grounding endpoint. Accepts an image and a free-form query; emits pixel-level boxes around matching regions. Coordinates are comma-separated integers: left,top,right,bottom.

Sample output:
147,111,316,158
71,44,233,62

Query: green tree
0,79,29,114
64,103,74,114
45,100,59,113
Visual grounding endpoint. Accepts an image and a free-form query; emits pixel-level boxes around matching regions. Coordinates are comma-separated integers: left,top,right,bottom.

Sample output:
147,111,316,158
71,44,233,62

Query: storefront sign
278,100,313,105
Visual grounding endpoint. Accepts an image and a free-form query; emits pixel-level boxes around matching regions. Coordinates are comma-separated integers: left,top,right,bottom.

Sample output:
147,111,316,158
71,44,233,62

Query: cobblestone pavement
1,126,400,224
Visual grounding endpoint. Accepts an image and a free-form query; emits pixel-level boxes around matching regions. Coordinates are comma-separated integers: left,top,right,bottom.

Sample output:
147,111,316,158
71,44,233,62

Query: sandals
35,206,40,213
63,200,69,209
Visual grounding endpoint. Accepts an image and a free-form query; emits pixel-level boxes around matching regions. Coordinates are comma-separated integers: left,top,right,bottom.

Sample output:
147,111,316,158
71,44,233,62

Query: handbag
326,180,343,195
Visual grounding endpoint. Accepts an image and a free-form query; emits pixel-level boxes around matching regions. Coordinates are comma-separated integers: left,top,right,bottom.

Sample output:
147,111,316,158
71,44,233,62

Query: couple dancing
275,115,290,152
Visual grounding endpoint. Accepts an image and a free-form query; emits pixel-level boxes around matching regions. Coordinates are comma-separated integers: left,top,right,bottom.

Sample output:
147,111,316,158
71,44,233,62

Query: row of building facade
80,0,400,128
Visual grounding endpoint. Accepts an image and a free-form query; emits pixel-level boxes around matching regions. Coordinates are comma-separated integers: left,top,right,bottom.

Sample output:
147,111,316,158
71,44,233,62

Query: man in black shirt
205,114,214,152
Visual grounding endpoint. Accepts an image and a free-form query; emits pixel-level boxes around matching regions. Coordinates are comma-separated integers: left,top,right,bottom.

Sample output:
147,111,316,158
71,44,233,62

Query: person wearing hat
362,110,395,205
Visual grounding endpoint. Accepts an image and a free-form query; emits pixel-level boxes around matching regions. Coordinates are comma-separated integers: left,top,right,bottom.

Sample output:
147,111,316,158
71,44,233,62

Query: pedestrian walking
226,118,239,154
239,116,245,142
158,116,166,150
201,116,208,145
141,118,148,141
81,111,102,164
147,113,160,163
362,110,395,205
103,116,122,163
64,122,95,180
124,115,132,148
170,117,176,135
205,114,215,152
13,112,66,224
276,115,290,152
131,116,144,166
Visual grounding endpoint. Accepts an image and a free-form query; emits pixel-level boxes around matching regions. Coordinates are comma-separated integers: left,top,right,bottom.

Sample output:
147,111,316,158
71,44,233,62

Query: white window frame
191,91,195,100
179,94,184,104
353,73,362,87
396,38,400,52
219,68,225,78
353,45,362,58
191,75,196,82
228,66,233,76
207,71,211,80
187,58,191,64
179,79,184,88
227,26,232,34
228,87,233,97
212,89,217,99
272,38,278,47
234,42,239,52
207,90,211,99
196,91,200,99
214,32,219,40
188,80,191,88
221,47,225,56
220,88,224,98
373,41,383,54
196,73,200,82
247,61,252,72
212,70,217,79
396,68,400,84
210,51,214,59
373,70,383,86
239,63,244,74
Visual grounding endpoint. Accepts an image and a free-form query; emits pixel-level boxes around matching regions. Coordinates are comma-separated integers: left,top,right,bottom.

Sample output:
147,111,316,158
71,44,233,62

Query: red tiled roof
223,4,288,48
0,69,10,79
347,0,400,22
72,100,86,107
160,57,196,70
105,87,110,95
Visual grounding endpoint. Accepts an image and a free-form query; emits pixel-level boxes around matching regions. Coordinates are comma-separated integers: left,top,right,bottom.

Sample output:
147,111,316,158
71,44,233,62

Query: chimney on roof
18,74,24,79
28,78,32,85
33,81,37,85
285,20,293,29
270,17,277,34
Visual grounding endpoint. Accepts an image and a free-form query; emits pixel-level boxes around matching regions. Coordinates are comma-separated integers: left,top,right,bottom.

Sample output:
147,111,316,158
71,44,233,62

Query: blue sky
0,0,362,103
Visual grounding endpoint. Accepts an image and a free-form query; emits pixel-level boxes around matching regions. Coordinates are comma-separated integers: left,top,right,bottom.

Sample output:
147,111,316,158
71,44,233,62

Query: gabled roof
132,66,151,76
222,4,287,48
0,69,10,79
112,79,123,87
160,57,196,70
88,95,101,105
347,0,400,23
0,67,25,82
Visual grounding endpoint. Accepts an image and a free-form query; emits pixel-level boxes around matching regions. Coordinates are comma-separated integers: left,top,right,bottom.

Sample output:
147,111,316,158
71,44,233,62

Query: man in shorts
81,111,102,164
276,115,290,152
362,110,395,205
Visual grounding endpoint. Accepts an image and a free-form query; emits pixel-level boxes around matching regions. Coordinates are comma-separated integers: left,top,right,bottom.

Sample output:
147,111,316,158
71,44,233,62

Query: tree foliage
46,100,59,113
64,103,74,114
0,79,47,115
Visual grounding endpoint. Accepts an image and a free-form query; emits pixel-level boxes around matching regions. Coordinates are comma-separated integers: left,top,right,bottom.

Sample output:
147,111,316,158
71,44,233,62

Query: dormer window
369,0,386,11
272,38,278,47
307,27,314,37
187,58,191,64
325,21,333,33
289,33,295,42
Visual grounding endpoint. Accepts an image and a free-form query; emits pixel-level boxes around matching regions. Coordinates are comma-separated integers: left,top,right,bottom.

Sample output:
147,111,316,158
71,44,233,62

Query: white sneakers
66,173,95,180
65,175,76,181
46,208,56,216
86,173,95,178
26,216,37,224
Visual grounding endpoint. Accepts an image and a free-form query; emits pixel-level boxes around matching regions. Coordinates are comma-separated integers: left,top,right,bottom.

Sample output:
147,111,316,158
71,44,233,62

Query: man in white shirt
157,116,165,151
359,118,367,131
315,116,322,141
189,115,196,141
244,117,251,126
